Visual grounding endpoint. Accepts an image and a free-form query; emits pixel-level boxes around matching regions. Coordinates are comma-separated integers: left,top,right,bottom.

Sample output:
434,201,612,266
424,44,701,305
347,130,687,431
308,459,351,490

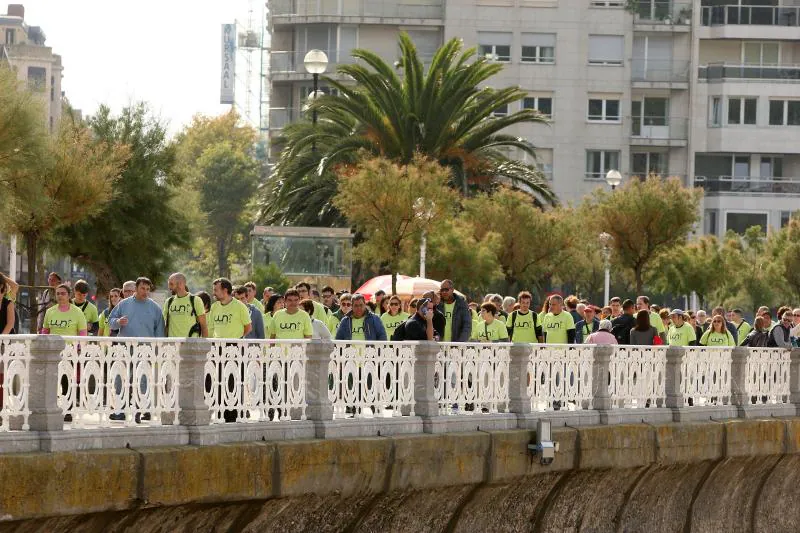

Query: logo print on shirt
280,322,299,330
516,320,531,329
215,314,232,324
445,311,452,320
352,325,365,334
170,304,190,314
49,319,71,328
547,322,562,329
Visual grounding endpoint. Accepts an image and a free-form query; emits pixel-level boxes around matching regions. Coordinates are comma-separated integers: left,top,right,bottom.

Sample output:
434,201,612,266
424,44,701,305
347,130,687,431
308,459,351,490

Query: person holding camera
399,297,436,341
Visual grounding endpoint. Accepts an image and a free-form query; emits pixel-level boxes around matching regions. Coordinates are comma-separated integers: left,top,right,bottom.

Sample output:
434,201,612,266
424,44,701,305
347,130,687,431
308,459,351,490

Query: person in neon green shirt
72,279,99,336
98,288,122,337
506,291,543,343
244,281,265,314
271,289,313,340
542,295,575,344
637,295,666,342
208,278,252,339
164,273,208,338
700,316,736,347
381,295,409,339
730,308,752,346
667,309,696,346
264,294,284,339
42,284,88,336
472,302,509,342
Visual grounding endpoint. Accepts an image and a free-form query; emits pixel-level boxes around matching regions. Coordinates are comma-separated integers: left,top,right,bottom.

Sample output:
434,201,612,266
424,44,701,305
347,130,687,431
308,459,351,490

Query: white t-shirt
311,318,332,340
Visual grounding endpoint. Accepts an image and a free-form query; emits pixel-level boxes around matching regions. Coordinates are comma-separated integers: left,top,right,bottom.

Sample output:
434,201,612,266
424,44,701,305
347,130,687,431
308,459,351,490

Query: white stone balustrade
1,336,800,448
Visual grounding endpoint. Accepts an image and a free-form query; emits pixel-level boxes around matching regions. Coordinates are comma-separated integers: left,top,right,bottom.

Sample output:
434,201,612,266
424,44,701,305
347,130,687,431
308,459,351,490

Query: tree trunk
634,267,644,296
217,238,228,279
24,231,38,329
391,271,397,297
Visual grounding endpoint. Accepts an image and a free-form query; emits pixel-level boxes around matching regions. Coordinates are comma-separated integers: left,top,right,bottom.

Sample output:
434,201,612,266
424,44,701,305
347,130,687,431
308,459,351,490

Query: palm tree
259,33,557,226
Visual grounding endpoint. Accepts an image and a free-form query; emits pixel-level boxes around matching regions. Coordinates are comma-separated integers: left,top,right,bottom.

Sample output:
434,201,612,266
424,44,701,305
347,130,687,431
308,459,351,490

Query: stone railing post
508,343,533,415
790,348,800,415
28,335,66,433
731,347,749,414
665,346,686,410
178,338,212,427
305,339,334,422
591,344,613,413
414,341,440,417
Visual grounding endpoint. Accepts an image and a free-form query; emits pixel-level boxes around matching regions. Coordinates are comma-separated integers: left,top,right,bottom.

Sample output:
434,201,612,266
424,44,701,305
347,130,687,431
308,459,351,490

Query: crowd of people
1,271,799,349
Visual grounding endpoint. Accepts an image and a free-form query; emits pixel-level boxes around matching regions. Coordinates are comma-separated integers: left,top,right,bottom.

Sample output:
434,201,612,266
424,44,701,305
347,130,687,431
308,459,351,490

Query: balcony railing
631,116,689,140
270,49,356,74
268,107,303,129
1,336,796,451
633,1,693,24
631,59,690,83
695,175,800,195
699,63,800,82
701,5,800,27
270,0,444,19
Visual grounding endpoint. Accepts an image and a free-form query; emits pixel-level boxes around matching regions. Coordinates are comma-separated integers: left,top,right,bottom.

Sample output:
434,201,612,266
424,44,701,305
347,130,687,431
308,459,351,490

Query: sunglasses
390,302,400,306
340,302,352,307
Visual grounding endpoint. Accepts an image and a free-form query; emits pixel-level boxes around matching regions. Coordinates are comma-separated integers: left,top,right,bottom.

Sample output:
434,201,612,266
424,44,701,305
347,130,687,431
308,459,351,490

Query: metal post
420,230,427,279
311,72,318,153
603,261,610,306
9,235,17,281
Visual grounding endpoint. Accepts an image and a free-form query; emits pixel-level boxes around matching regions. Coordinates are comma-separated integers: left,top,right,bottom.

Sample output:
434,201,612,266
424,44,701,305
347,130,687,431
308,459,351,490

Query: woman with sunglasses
380,295,409,339
264,294,285,339
767,311,794,348
699,315,736,347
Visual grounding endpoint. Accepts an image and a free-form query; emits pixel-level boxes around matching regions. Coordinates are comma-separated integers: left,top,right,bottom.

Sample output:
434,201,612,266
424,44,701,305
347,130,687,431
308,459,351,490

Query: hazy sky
16,1,254,135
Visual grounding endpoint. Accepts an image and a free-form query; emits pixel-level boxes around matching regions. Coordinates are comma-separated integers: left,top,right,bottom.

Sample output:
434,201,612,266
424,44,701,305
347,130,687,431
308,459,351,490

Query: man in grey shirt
109,277,165,337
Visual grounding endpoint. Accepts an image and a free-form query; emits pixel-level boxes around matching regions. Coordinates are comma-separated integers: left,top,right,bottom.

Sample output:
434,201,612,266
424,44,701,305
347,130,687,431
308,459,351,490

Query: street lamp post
303,49,328,152
605,169,622,191
414,198,435,279
599,232,612,305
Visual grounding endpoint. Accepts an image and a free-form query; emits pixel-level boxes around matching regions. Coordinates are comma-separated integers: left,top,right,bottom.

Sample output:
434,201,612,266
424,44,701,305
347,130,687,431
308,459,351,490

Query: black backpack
0,297,19,334
165,293,201,337
391,319,407,341
507,310,538,341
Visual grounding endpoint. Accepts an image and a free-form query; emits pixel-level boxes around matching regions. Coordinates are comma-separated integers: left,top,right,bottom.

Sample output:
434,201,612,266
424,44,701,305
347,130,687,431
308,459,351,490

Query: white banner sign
220,24,236,104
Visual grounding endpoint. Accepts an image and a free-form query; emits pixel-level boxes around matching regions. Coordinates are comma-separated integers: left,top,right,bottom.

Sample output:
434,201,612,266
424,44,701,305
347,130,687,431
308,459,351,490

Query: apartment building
265,0,800,235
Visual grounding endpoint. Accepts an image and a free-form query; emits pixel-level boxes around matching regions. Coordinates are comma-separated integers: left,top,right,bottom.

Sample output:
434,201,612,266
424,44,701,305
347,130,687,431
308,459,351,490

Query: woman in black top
629,310,658,346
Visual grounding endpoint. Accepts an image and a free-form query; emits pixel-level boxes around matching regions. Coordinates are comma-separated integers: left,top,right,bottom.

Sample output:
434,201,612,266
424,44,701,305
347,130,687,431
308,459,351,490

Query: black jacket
611,314,636,345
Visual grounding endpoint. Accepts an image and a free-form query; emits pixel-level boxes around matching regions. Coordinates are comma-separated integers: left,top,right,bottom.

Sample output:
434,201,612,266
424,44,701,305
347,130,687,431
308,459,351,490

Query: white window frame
710,97,722,127
588,35,624,66
768,100,800,126
522,96,553,119
589,1,624,6
478,33,512,63
726,96,757,125
587,98,621,123
741,41,780,66
491,104,509,117
585,150,620,180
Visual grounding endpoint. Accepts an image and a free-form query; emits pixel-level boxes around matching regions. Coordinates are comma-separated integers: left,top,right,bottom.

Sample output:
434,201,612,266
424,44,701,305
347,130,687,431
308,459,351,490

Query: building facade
265,0,800,235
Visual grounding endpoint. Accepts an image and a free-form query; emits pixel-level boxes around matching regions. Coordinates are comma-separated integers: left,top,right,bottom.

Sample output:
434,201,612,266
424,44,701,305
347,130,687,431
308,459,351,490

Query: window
743,42,779,66
769,100,800,126
521,33,555,64
4,29,14,45
588,98,620,122
492,104,509,117
710,97,722,127
632,152,666,177
478,32,511,62
706,210,718,236
590,1,624,6
586,150,620,180
734,156,750,178
523,96,552,118
727,97,757,125
26,67,46,92
534,148,554,180
781,211,794,228
50,76,55,102
588,35,624,65
726,213,767,235
760,157,782,178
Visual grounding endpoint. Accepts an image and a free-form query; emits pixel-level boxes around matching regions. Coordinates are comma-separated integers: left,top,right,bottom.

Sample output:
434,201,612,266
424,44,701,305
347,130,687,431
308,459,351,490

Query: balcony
699,63,800,82
633,1,693,28
270,49,356,79
269,0,444,24
701,5,800,27
630,117,689,146
695,175,800,195
631,59,690,88
268,107,303,130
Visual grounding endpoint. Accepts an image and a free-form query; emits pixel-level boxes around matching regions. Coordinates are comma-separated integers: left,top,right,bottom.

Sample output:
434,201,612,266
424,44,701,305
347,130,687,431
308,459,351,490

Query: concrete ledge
421,413,517,433
724,419,785,457
0,432,42,454
389,432,490,490
41,426,190,452
671,404,738,422
654,421,725,464
313,416,423,438
577,424,656,469
599,407,674,425
736,403,796,419
517,410,601,428
186,421,315,445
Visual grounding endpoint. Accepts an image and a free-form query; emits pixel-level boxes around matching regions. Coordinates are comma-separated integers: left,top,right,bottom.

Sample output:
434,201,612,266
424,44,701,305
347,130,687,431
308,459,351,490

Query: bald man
163,272,208,337
435,280,471,342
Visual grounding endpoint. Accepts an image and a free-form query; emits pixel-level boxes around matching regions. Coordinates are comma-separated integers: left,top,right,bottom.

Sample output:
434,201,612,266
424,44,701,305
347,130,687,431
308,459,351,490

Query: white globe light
605,169,622,188
304,49,329,75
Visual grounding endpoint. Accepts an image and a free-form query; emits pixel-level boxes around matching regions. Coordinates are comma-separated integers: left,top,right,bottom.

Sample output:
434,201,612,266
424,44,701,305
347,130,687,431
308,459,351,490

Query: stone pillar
790,348,800,414
178,338,212,427
508,343,533,415
665,346,686,410
414,341,440,417
28,335,66,432
731,347,749,413
591,344,613,413
305,339,334,421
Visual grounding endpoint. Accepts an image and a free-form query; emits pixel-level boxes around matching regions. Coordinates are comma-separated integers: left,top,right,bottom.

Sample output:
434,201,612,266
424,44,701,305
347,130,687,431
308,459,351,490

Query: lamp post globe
605,169,622,191
304,50,328,152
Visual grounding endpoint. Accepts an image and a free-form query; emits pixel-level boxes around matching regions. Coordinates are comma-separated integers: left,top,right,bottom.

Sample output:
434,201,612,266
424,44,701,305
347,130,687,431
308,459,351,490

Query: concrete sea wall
2,418,800,532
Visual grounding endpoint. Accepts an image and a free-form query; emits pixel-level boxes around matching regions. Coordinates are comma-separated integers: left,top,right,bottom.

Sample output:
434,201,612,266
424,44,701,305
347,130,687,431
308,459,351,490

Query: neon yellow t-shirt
43,304,88,336
208,299,252,339
163,294,205,337
473,319,509,343
311,301,329,322
507,310,538,343
73,300,99,327
542,312,575,344
264,313,274,338
271,309,313,339
668,322,696,346
735,321,752,346
700,329,735,347
251,299,265,314
650,311,666,334
350,316,366,341
381,312,409,339
442,302,455,342
98,309,110,336
327,313,340,334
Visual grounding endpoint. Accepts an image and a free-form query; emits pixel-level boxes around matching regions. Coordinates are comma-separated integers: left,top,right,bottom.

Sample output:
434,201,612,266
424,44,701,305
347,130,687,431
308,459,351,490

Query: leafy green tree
52,104,187,292
589,176,703,294
251,263,291,296
463,188,574,294
722,227,780,311
196,142,260,278
1,119,129,312
0,67,44,180
650,235,726,307
260,32,555,227
333,155,457,294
